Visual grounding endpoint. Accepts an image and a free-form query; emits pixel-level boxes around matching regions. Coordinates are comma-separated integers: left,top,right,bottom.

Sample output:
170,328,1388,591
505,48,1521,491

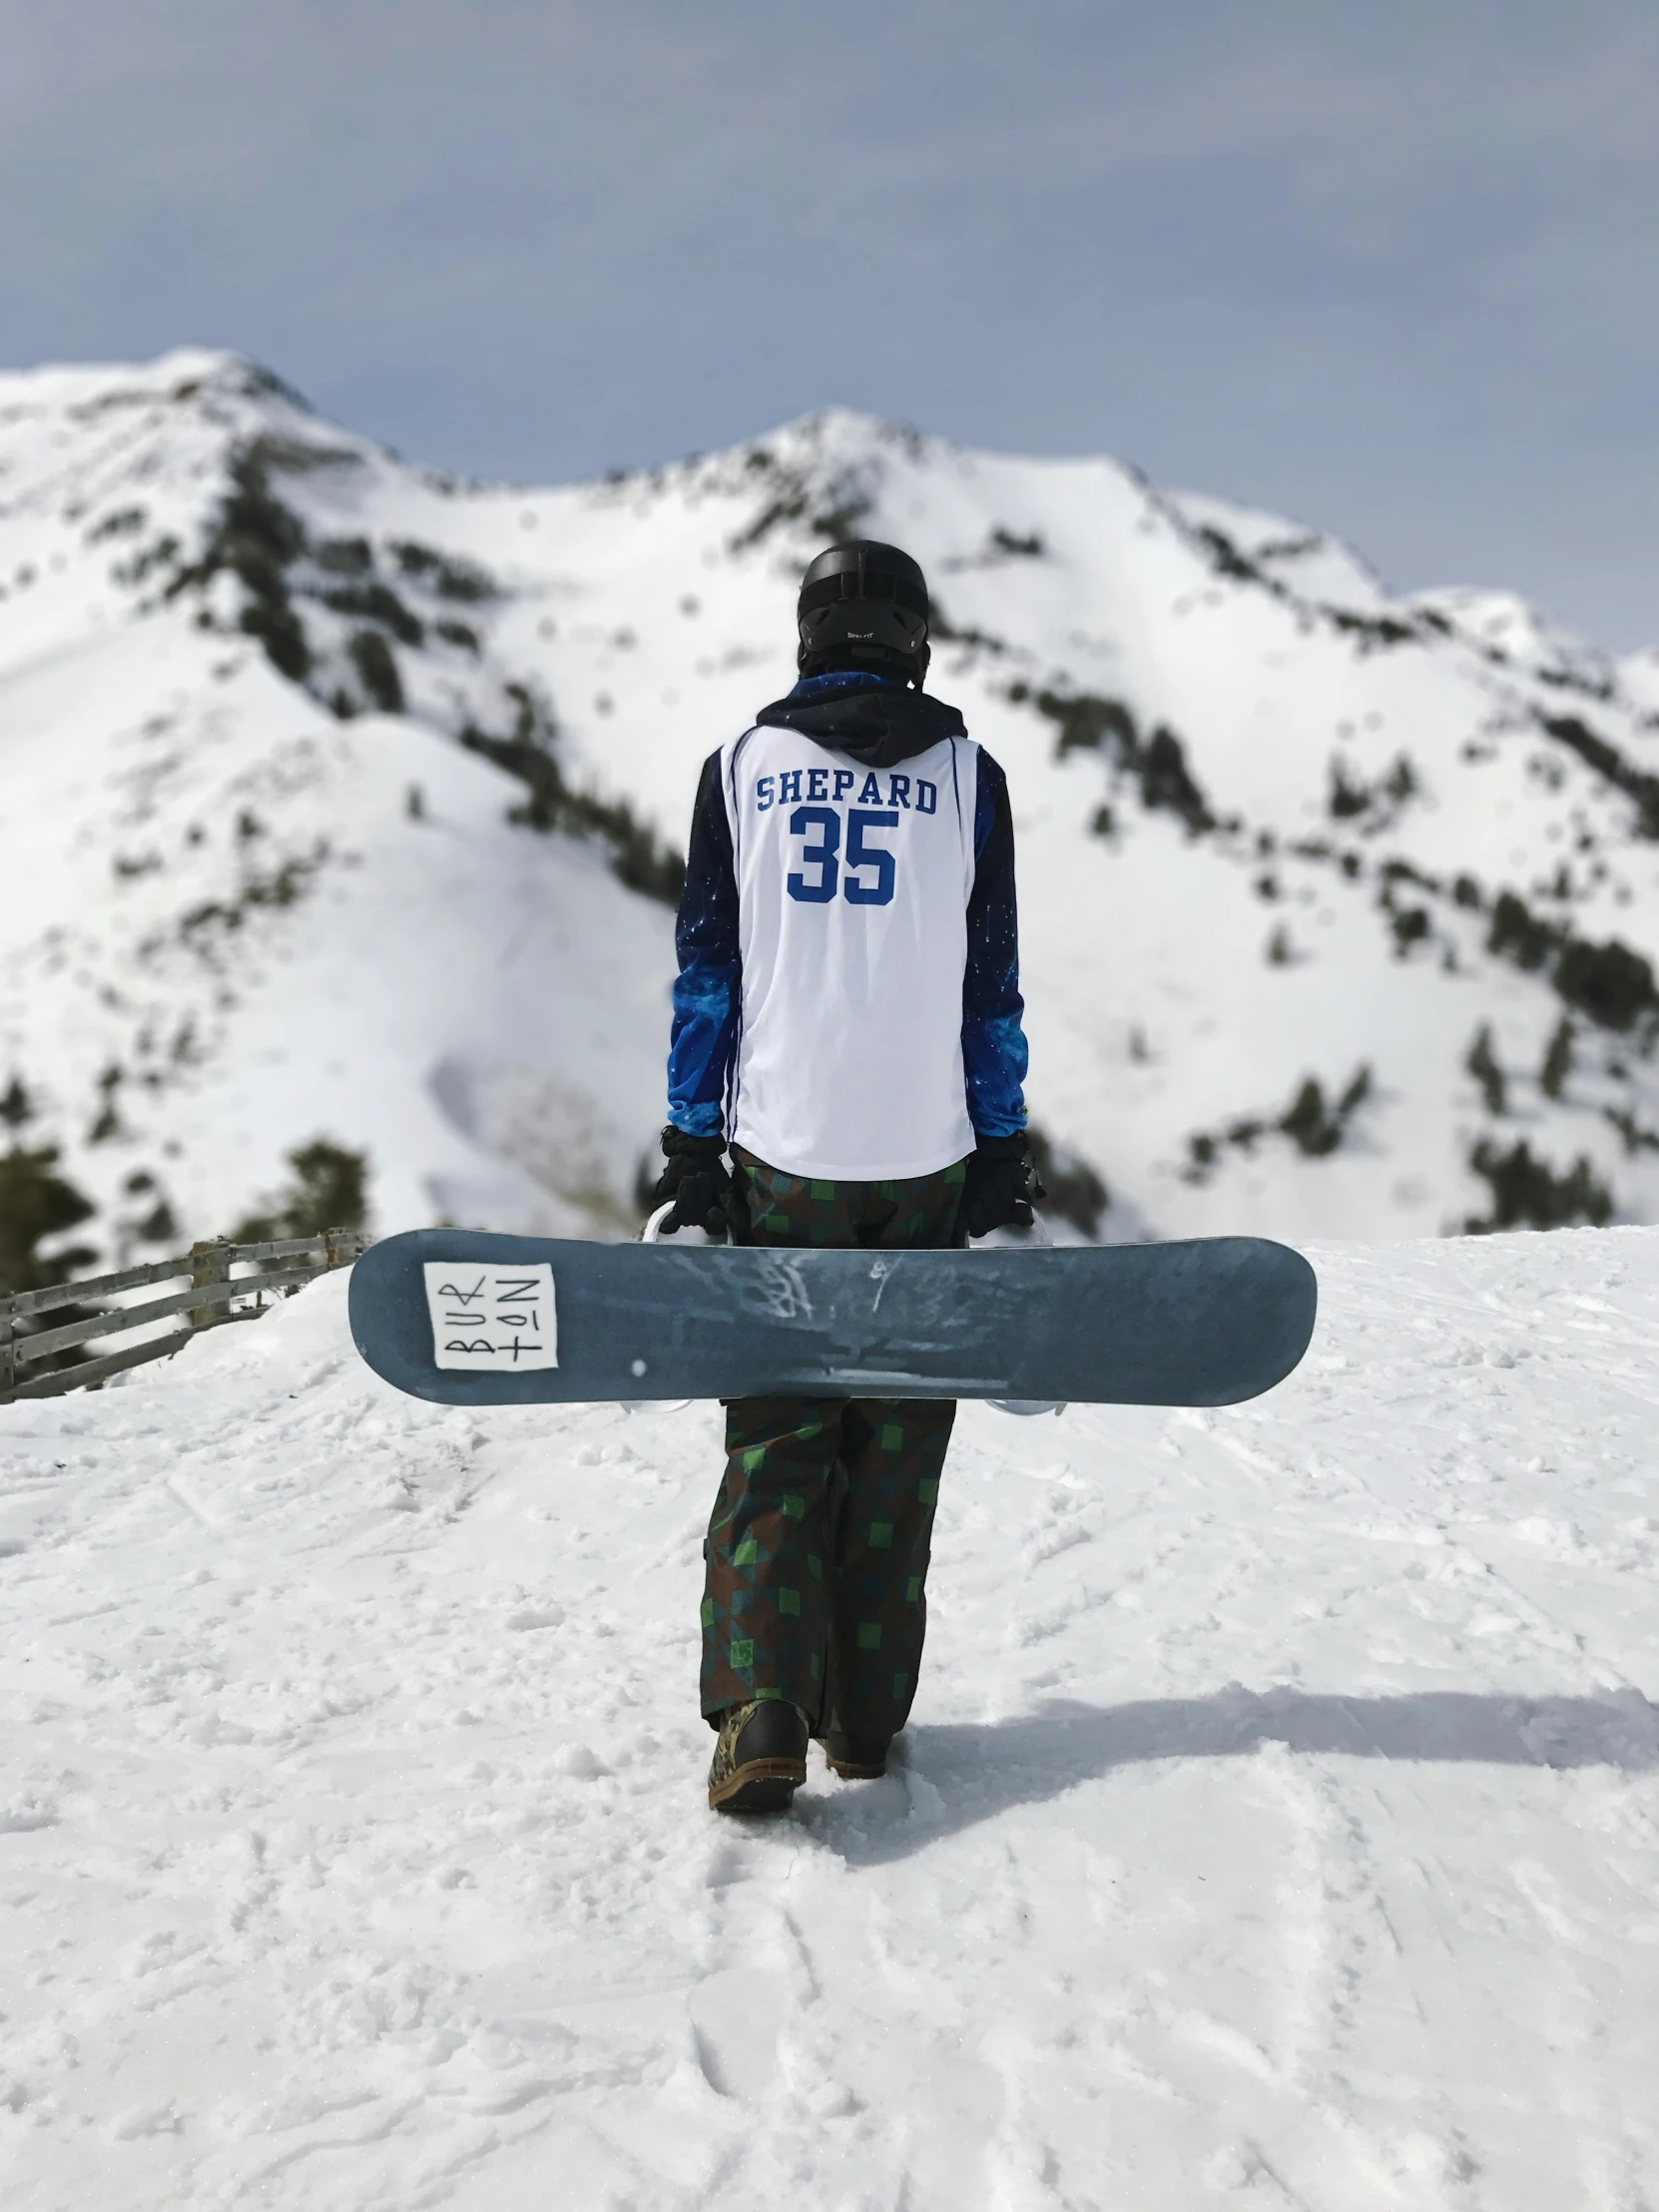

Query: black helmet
797,540,930,687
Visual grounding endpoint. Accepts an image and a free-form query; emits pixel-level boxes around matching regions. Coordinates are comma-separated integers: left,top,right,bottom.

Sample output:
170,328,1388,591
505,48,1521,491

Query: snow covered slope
3,348,1659,1252
3,1227,1656,2206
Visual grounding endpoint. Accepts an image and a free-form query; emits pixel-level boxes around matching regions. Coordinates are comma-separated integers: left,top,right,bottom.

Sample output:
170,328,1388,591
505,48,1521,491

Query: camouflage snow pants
699,1149,967,1740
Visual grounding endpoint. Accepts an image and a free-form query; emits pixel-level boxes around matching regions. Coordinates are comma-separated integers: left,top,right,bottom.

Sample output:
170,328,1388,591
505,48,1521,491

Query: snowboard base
348,1232,1318,1409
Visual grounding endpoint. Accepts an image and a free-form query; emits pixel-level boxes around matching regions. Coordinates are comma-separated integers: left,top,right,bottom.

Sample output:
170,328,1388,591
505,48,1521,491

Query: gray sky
3,0,1656,647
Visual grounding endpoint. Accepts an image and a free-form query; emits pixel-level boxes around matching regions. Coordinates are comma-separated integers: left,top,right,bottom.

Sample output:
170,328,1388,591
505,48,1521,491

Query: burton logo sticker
423,1262,558,1371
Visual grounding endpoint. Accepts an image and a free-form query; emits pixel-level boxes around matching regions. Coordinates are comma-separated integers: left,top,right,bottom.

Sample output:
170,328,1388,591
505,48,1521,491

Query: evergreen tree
0,1145,98,1296
233,1139,369,1242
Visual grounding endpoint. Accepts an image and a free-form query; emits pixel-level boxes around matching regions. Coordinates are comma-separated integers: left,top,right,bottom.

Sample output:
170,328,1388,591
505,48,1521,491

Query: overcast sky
2,1,1655,646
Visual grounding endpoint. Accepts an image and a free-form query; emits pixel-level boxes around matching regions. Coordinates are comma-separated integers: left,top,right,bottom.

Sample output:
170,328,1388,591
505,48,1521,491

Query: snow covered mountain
3,346,1658,1260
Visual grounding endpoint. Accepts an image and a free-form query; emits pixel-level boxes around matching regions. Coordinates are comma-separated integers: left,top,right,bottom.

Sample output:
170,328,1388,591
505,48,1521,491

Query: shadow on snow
799,1685,1659,1862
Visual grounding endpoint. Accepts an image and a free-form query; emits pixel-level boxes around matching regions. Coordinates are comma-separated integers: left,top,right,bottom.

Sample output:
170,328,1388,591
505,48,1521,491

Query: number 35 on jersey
756,765,939,908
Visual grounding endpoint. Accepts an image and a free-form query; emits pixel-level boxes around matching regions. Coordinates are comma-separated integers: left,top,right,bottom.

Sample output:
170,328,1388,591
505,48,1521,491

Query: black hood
755,680,967,770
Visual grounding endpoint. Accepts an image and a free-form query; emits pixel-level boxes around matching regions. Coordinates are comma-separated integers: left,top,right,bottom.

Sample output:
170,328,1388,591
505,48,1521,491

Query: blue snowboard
347,1231,1317,1408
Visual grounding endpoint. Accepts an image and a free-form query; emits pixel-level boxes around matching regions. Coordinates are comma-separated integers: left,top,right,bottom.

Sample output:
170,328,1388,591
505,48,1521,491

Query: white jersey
719,722,980,1181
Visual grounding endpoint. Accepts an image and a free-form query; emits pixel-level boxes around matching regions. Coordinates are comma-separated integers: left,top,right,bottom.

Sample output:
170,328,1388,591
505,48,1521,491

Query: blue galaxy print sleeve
963,749,1029,1136
666,749,741,1137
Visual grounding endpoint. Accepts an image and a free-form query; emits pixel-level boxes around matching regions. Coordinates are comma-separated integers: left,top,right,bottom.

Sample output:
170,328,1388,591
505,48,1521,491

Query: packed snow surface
3,1226,1656,2208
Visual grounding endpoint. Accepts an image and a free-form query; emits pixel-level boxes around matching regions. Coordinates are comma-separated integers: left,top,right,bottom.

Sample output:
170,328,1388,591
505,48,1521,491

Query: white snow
5,363,1658,2192
3,1227,1656,2207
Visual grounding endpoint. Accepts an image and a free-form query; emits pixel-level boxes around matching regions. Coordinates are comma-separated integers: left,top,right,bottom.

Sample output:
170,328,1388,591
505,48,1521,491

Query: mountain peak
0,345,312,423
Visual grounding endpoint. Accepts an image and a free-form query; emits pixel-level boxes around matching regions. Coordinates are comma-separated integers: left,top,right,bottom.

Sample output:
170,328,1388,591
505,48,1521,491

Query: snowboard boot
823,1729,891,1781
708,1699,810,1814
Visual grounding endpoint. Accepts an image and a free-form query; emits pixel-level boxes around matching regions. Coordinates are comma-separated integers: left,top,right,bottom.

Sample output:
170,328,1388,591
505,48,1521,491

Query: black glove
961,1133,1046,1239
650,1127,743,1239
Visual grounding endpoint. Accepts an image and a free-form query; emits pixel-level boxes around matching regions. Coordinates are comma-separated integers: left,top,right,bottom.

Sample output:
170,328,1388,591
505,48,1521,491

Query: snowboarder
651,539,1040,1813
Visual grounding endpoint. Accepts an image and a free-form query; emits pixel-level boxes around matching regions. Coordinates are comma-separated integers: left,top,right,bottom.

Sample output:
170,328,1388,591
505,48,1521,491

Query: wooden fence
0,1230,369,1404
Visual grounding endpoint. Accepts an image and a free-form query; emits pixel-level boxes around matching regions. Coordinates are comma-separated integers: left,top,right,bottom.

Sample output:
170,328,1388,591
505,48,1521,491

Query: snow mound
2,1228,1656,2205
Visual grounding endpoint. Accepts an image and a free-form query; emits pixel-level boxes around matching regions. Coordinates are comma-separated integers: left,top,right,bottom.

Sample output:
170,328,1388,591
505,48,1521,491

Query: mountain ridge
2,347,1657,1266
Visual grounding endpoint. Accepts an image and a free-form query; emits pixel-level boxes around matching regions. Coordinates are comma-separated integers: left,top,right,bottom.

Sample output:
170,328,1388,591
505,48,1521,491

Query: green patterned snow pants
699,1149,967,1739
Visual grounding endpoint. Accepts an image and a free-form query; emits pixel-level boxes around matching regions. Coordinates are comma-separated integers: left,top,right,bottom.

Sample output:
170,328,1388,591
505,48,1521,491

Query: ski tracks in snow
2,1229,1658,2207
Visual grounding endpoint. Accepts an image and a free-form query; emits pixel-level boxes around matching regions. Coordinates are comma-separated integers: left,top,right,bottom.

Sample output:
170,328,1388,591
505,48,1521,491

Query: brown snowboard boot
708,1699,810,1813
